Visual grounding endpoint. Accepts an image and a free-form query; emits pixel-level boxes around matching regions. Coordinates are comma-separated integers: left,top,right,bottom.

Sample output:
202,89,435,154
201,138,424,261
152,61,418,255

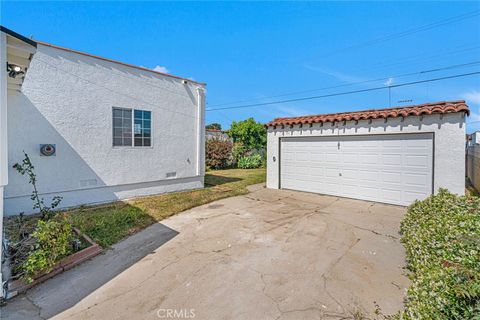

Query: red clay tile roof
265,100,469,127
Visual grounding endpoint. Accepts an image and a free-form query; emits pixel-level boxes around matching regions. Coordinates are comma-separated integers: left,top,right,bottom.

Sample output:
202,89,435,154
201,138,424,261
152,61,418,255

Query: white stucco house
266,100,470,206
0,26,206,221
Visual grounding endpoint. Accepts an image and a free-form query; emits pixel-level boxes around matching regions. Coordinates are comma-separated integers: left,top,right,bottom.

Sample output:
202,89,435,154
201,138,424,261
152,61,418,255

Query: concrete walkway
2,185,409,320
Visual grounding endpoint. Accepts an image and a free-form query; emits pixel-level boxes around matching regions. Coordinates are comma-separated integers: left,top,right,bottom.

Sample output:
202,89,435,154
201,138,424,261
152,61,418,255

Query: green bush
237,154,263,169
399,189,480,319
205,139,232,169
228,118,266,150
22,217,74,282
232,142,247,165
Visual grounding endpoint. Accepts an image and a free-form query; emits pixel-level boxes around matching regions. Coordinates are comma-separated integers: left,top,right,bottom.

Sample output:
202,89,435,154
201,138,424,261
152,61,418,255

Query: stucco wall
267,113,466,196
5,44,205,215
467,145,480,192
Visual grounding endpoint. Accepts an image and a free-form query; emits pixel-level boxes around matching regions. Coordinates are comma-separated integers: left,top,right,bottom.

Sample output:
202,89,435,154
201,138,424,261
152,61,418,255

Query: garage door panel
382,154,402,166
280,133,433,206
404,172,429,186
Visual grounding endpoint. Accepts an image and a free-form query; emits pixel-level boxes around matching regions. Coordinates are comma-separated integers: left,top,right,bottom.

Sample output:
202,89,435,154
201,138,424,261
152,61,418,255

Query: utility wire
360,45,480,72
320,10,480,58
209,61,480,108
206,71,480,111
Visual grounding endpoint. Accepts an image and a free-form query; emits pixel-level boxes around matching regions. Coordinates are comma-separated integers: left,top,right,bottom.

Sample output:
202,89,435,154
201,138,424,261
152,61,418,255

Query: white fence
467,145,480,191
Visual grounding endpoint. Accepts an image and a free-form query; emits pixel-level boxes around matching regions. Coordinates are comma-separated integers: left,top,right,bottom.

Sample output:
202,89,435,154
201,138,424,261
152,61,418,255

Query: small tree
228,118,266,151
206,123,222,130
13,152,62,220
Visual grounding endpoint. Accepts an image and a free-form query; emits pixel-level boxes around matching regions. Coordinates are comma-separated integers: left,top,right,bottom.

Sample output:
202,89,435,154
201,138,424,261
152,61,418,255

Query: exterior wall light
6,63,24,78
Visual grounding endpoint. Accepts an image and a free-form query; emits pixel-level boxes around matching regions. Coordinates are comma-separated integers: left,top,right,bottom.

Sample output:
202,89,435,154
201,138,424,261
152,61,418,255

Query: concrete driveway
3,185,409,320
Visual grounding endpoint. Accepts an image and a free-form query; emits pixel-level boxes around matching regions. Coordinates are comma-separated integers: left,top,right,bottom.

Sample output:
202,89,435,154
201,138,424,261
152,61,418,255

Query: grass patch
399,189,480,319
7,168,265,248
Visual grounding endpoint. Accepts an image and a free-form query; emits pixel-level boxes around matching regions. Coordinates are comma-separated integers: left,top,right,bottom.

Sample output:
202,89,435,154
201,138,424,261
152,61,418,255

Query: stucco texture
267,113,466,200
5,44,205,215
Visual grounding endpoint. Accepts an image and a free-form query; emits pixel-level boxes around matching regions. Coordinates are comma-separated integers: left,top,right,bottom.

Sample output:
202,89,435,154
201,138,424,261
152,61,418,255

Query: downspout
196,87,206,177
0,31,8,298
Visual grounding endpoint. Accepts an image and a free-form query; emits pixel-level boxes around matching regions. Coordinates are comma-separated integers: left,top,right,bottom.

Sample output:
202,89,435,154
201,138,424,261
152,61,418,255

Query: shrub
238,154,263,169
228,118,266,150
205,139,232,169
232,142,247,165
399,189,480,319
22,217,74,282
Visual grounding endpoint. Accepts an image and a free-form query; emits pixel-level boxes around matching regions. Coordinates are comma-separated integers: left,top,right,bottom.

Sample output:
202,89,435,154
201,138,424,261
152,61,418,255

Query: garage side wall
267,113,466,196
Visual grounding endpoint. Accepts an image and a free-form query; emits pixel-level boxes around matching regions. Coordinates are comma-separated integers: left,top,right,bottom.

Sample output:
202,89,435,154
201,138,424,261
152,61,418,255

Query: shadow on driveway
1,223,178,320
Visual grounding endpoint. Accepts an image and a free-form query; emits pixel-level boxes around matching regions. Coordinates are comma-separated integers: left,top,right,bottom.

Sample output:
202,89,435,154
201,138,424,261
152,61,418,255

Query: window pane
134,138,143,146
113,118,122,127
113,108,132,146
143,129,151,138
113,138,123,146
113,128,123,137
134,110,143,119
143,111,151,120
144,138,151,147
143,120,151,129
123,109,132,118
113,109,123,118
134,119,142,134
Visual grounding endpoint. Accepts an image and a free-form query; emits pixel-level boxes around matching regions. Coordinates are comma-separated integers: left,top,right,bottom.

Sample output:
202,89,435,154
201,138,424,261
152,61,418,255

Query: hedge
399,189,480,319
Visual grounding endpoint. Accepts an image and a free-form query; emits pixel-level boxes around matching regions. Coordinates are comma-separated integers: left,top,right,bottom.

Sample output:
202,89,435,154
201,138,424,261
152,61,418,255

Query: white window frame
112,107,153,148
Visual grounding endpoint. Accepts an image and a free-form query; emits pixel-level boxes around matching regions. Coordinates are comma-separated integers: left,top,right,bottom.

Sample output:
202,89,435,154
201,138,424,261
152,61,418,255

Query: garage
280,134,433,206
266,101,470,206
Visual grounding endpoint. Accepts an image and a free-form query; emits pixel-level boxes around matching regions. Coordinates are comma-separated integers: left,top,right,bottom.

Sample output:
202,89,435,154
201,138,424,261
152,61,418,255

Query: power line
209,61,480,108
320,10,480,58
206,71,480,111
353,45,480,73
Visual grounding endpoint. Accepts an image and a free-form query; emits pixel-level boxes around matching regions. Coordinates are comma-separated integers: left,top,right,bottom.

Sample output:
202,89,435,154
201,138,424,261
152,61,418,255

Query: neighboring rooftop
1,25,205,86
265,100,470,127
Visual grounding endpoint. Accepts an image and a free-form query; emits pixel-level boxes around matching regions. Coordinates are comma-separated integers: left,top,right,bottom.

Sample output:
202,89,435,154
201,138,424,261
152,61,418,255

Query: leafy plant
228,118,266,151
232,142,247,165
399,189,480,319
205,139,233,169
22,216,73,283
237,154,263,169
13,151,62,220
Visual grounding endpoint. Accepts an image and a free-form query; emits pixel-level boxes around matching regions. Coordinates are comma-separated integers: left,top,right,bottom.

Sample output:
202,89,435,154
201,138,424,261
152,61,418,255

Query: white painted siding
5,44,206,215
267,113,466,202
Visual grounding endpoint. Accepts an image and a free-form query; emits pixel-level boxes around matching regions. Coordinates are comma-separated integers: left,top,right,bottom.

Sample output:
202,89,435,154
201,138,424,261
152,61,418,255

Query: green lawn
65,168,266,247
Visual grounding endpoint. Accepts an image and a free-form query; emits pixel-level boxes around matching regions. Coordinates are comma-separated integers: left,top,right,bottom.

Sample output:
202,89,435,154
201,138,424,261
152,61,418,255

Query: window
113,107,132,147
112,107,152,147
134,110,151,147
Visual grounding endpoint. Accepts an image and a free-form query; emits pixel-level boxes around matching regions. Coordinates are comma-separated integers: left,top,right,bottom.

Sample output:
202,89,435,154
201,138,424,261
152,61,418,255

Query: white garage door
280,133,433,206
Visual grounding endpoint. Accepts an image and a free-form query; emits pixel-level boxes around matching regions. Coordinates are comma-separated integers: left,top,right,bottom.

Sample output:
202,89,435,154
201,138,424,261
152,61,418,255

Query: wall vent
166,172,177,179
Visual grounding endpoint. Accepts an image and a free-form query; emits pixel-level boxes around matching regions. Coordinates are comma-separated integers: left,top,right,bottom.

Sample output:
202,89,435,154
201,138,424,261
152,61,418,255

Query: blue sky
1,1,479,132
